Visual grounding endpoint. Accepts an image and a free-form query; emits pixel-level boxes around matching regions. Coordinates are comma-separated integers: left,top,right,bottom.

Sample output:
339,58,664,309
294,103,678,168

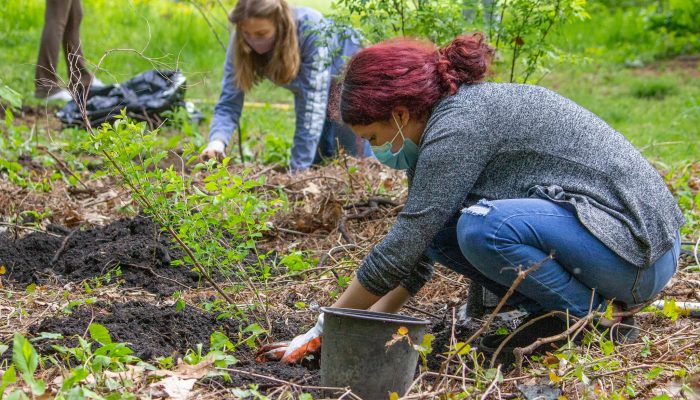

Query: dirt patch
427,319,461,371
208,361,320,391
0,104,63,132
27,301,320,390
31,301,238,360
0,216,201,295
639,54,700,78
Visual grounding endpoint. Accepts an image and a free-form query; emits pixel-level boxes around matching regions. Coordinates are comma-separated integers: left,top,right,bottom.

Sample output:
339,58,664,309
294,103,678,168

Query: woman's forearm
331,277,381,310
369,285,411,313
330,277,411,314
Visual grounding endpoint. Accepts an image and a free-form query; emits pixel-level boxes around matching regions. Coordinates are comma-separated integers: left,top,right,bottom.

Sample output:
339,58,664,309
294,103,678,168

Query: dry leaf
83,212,110,225
543,353,559,366
64,209,83,227
148,376,196,400
146,359,214,399
170,357,214,380
302,181,321,195
549,370,561,383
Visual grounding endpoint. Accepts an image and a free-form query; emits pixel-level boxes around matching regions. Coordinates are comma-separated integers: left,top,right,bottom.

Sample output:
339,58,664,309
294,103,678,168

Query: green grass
548,2,700,64
0,0,327,104
1,0,698,164
541,64,700,162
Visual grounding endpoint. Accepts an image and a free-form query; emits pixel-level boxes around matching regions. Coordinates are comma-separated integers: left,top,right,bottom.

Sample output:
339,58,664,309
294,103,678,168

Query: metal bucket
320,307,430,399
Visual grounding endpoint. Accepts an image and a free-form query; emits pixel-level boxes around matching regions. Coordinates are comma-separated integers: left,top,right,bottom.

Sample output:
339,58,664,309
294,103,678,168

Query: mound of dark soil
211,361,320,390
28,301,320,389
31,301,239,360
0,216,200,295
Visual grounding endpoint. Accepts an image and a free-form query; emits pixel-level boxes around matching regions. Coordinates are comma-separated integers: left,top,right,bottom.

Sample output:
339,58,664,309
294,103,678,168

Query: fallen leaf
170,357,214,379
148,376,196,400
549,370,561,383
64,210,82,227
691,372,700,393
83,212,110,225
302,181,321,195
145,358,215,379
84,365,146,385
145,359,215,399
104,365,145,381
543,353,559,366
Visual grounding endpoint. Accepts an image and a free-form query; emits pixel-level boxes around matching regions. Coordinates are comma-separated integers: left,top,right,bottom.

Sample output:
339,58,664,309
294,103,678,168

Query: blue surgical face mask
371,113,420,170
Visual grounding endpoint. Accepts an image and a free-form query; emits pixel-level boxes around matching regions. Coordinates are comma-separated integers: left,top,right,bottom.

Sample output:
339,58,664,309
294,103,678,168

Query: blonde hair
229,0,300,92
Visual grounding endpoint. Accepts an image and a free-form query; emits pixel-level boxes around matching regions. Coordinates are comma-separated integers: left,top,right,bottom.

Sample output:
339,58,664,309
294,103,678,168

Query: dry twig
436,254,553,389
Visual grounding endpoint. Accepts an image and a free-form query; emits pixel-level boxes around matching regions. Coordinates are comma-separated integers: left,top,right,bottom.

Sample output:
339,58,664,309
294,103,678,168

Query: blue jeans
426,198,680,317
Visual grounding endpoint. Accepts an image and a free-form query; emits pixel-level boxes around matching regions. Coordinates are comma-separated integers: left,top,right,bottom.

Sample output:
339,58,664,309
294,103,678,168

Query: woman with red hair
260,34,683,363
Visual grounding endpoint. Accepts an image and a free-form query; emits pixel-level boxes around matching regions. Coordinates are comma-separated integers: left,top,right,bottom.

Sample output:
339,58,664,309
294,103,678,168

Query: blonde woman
201,0,371,171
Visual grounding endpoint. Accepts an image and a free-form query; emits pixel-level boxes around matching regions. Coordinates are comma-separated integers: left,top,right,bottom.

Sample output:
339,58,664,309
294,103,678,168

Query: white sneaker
92,77,106,88
44,89,73,102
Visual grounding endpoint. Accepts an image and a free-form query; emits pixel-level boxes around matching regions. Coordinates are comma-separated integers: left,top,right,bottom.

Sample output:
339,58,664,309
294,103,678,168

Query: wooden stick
437,255,553,387
38,145,90,191
513,316,592,375
316,244,359,269
51,228,78,265
0,222,61,237
216,367,351,393
480,365,502,400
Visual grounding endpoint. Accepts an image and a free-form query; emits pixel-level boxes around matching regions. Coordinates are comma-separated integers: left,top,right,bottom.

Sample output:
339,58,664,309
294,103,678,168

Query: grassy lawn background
0,0,698,163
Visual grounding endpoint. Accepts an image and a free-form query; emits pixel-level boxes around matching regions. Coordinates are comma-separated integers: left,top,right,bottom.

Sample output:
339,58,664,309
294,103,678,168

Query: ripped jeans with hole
425,198,680,317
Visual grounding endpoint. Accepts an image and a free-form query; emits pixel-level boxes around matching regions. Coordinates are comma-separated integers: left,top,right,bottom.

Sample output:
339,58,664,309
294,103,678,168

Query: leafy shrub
331,0,590,83
89,112,285,297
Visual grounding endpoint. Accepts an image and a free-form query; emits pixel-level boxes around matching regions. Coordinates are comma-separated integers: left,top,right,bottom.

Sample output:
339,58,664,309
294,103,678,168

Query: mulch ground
1,144,698,397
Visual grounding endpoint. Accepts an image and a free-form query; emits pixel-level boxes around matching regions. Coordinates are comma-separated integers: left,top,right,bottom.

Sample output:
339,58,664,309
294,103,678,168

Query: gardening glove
200,139,225,162
256,314,323,364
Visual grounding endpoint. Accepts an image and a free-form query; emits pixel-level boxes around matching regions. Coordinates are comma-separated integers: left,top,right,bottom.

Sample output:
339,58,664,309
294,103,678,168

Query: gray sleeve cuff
356,255,434,297
399,257,434,296
356,264,393,296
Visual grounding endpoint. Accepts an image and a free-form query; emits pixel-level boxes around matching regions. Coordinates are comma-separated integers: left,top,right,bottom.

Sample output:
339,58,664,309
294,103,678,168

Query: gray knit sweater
357,82,685,296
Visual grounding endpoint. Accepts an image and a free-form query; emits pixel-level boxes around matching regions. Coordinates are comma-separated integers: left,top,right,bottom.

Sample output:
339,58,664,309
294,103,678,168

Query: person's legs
63,0,92,98
425,213,541,313
332,120,372,158
632,231,680,304
313,119,372,165
312,118,336,165
456,198,678,317
36,0,73,98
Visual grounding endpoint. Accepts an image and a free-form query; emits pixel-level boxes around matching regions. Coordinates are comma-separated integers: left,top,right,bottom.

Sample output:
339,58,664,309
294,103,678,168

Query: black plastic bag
57,69,202,128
